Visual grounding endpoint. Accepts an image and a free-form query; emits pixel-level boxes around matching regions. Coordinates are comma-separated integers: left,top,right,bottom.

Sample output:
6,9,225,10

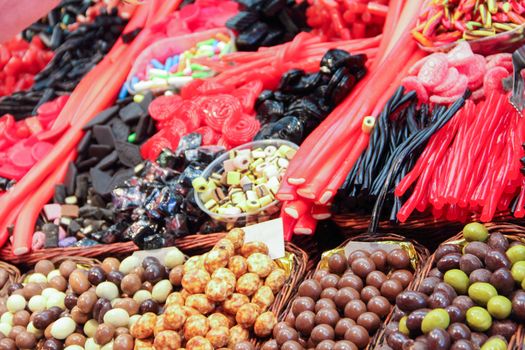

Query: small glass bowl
195,139,298,227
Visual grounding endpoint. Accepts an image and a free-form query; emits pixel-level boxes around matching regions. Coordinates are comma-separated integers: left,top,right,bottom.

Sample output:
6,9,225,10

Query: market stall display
2,0,525,349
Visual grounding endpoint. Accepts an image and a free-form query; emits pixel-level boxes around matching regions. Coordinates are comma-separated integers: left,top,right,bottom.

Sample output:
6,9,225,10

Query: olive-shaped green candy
463,223,489,242
466,306,492,332
421,308,450,333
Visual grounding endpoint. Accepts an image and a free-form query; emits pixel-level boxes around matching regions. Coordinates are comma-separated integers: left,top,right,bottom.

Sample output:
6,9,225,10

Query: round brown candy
77,291,97,314
387,249,410,269
317,340,336,350
351,258,376,279
334,288,359,309
121,274,142,296
292,297,315,316
15,331,36,349
321,288,338,300
367,296,391,319
344,325,369,349
311,324,335,344
313,270,329,283
107,271,124,287
275,326,299,345
169,266,184,286
12,311,30,327
7,283,23,296
87,266,106,286
369,250,388,272
49,276,67,292
335,318,355,338
261,339,279,350
337,275,363,291
344,300,366,320
139,299,159,314
281,340,303,350
295,311,315,335
360,286,380,303
365,271,387,289
64,293,78,310
380,279,403,302
390,270,413,288
94,324,115,346
315,299,337,313
334,340,358,350
69,270,90,294
41,339,63,350
35,260,55,275
320,274,340,289
328,254,347,275
65,333,86,347
101,258,120,274
315,308,340,327
298,280,323,300
356,312,380,333
347,251,369,265
448,322,471,341
9,326,24,341
114,334,134,350
59,260,77,278
0,338,16,350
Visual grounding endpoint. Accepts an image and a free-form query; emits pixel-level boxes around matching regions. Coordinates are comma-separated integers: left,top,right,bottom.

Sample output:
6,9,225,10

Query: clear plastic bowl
125,28,235,94
195,139,299,226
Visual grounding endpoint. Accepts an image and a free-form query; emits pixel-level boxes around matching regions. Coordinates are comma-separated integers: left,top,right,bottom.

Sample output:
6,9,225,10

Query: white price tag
243,218,285,259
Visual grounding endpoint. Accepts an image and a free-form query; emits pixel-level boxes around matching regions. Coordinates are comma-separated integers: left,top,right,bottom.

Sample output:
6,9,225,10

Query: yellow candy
192,177,209,192
227,171,241,185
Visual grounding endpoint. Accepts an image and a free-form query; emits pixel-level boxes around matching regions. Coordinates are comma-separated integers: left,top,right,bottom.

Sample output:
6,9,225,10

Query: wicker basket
0,241,138,267
372,222,525,349
174,232,309,347
271,233,429,350
332,211,518,243
0,261,20,296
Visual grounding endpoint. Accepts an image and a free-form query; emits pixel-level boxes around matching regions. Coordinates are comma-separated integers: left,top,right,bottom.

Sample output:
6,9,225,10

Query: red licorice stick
318,118,373,204
370,0,405,70
311,205,331,220
281,207,297,242
276,176,297,201
283,200,311,219
294,212,317,235
13,150,74,255
287,39,417,186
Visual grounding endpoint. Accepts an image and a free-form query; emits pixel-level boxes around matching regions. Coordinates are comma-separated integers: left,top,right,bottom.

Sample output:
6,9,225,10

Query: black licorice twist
368,89,471,234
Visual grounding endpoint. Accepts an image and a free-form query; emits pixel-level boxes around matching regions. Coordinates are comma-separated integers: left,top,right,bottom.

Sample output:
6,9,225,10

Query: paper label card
243,218,285,259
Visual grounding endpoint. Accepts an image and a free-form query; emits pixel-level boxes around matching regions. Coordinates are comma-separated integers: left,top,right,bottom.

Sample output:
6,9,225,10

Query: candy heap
0,6,127,119
125,32,235,96
401,42,513,104
396,90,525,223
0,228,288,350
387,223,525,350
413,0,525,49
262,245,414,349
254,49,367,145
142,82,262,159
226,0,309,50
306,0,389,39
0,95,68,181
0,37,53,98
193,143,296,220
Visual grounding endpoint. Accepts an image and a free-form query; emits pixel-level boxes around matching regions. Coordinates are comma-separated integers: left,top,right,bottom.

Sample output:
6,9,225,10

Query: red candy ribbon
198,94,242,132
222,114,260,147
194,126,219,145
148,94,183,122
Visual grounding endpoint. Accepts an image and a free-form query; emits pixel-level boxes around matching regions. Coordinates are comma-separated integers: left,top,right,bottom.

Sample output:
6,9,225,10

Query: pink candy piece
31,141,53,161
456,55,486,90
417,53,448,88
441,74,468,97
483,66,509,94
401,76,429,103
223,159,236,172
434,67,460,94
446,41,474,67
58,226,67,240
408,56,429,75
32,231,45,250
43,203,61,221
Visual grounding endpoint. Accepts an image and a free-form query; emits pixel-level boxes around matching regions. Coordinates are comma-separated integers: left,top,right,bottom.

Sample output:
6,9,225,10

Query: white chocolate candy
6,294,26,313
96,282,119,301
119,256,141,274
0,312,13,326
46,291,66,309
85,337,101,350
84,319,99,338
152,280,173,303
28,295,47,313
0,323,11,337
103,308,130,328
164,248,185,268
28,273,47,284
133,290,152,304
50,317,76,339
